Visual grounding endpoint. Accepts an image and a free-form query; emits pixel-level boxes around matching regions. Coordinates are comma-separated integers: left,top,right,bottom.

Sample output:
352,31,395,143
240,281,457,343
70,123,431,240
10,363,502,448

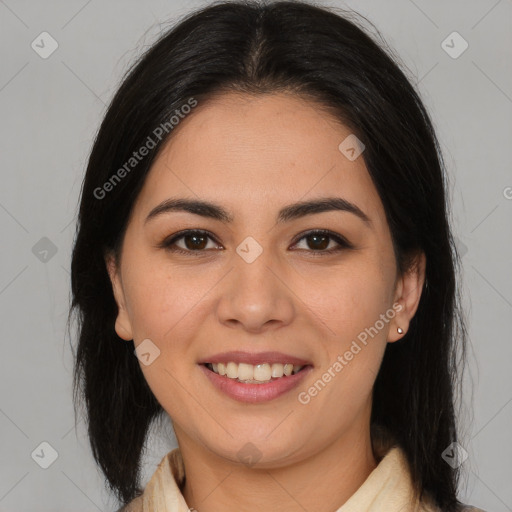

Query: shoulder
418,498,488,512
114,495,144,512
423,500,488,512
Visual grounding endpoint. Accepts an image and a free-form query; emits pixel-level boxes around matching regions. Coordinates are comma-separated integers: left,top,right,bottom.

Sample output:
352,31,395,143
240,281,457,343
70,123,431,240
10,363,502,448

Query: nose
215,244,296,334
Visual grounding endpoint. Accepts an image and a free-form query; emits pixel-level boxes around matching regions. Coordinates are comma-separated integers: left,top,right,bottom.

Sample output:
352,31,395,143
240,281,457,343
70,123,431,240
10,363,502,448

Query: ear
388,250,426,343
105,252,134,341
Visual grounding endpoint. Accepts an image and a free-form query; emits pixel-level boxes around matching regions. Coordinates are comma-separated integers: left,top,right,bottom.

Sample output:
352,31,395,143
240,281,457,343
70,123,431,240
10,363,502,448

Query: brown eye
304,233,330,250
291,230,352,254
160,229,352,256
181,233,209,250
161,230,222,254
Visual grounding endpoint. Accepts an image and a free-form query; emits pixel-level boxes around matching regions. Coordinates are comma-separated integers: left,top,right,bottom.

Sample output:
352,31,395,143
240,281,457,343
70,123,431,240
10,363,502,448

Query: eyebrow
145,196,372,227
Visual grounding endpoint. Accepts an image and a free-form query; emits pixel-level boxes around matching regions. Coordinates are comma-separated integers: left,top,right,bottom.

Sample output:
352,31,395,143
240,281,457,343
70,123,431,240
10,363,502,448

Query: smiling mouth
203,362,309,384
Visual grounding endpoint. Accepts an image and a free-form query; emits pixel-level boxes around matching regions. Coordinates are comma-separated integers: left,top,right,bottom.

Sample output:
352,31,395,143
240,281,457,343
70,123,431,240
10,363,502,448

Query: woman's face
107,92,425,467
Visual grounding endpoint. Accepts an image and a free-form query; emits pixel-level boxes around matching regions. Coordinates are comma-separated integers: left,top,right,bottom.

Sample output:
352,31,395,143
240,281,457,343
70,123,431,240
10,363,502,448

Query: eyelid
290,229,353,250
159,228,353,254
158,229,222,251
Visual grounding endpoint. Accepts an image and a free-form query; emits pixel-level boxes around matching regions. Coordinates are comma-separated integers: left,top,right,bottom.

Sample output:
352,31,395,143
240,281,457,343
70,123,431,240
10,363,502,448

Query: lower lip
199,364,313,403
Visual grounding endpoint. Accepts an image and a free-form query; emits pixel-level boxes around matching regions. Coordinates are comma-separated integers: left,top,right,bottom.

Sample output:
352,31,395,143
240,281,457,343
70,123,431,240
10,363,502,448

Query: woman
69,1,481,511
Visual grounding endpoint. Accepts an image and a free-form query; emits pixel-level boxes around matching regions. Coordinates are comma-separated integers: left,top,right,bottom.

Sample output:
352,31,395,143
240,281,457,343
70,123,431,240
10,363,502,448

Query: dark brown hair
68,1,468,510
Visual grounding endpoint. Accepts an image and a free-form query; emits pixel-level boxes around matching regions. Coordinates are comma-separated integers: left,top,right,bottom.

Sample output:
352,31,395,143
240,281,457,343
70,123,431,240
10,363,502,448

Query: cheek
122,266,211,414
296,257,393,405
304,278,390,420
122,258,214,341
298,260,392,341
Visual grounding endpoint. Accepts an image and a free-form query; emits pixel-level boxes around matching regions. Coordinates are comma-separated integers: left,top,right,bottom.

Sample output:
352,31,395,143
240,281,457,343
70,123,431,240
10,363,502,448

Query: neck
176,416,377,512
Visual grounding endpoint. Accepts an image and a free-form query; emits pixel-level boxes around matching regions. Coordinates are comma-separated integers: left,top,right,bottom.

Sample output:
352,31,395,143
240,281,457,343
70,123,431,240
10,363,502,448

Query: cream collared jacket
117,434,486,512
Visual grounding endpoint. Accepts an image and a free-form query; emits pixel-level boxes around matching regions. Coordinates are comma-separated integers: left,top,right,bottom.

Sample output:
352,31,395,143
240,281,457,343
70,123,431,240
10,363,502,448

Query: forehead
133,92,386,228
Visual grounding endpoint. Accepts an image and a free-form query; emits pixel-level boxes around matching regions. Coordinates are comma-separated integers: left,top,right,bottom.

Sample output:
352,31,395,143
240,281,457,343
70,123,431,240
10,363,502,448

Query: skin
106,91,426,512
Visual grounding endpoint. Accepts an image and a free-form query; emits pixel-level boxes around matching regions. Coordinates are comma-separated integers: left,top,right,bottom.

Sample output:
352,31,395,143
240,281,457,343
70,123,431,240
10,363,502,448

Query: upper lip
198,351,312,366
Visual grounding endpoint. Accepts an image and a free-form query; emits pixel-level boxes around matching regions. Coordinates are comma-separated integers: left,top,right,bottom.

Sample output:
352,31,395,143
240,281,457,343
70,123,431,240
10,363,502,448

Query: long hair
68,1,468,510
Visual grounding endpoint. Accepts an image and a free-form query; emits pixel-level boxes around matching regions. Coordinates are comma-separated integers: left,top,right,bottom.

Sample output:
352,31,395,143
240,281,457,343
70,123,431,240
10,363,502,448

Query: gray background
1,0,511,510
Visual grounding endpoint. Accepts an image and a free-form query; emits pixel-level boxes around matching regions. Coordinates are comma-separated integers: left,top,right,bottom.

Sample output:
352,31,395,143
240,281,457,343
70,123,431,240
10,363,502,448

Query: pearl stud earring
397,327,403,334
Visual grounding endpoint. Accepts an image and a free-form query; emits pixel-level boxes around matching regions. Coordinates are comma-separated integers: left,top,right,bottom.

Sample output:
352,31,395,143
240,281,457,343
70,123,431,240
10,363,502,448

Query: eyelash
159,229,353,257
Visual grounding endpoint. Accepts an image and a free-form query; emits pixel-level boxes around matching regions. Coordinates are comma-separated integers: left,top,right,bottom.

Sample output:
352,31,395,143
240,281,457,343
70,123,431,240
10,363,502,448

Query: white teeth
271,363,283,378
238,363,254,380
206,361,305,383
226,362,238,379
254,363,271,381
